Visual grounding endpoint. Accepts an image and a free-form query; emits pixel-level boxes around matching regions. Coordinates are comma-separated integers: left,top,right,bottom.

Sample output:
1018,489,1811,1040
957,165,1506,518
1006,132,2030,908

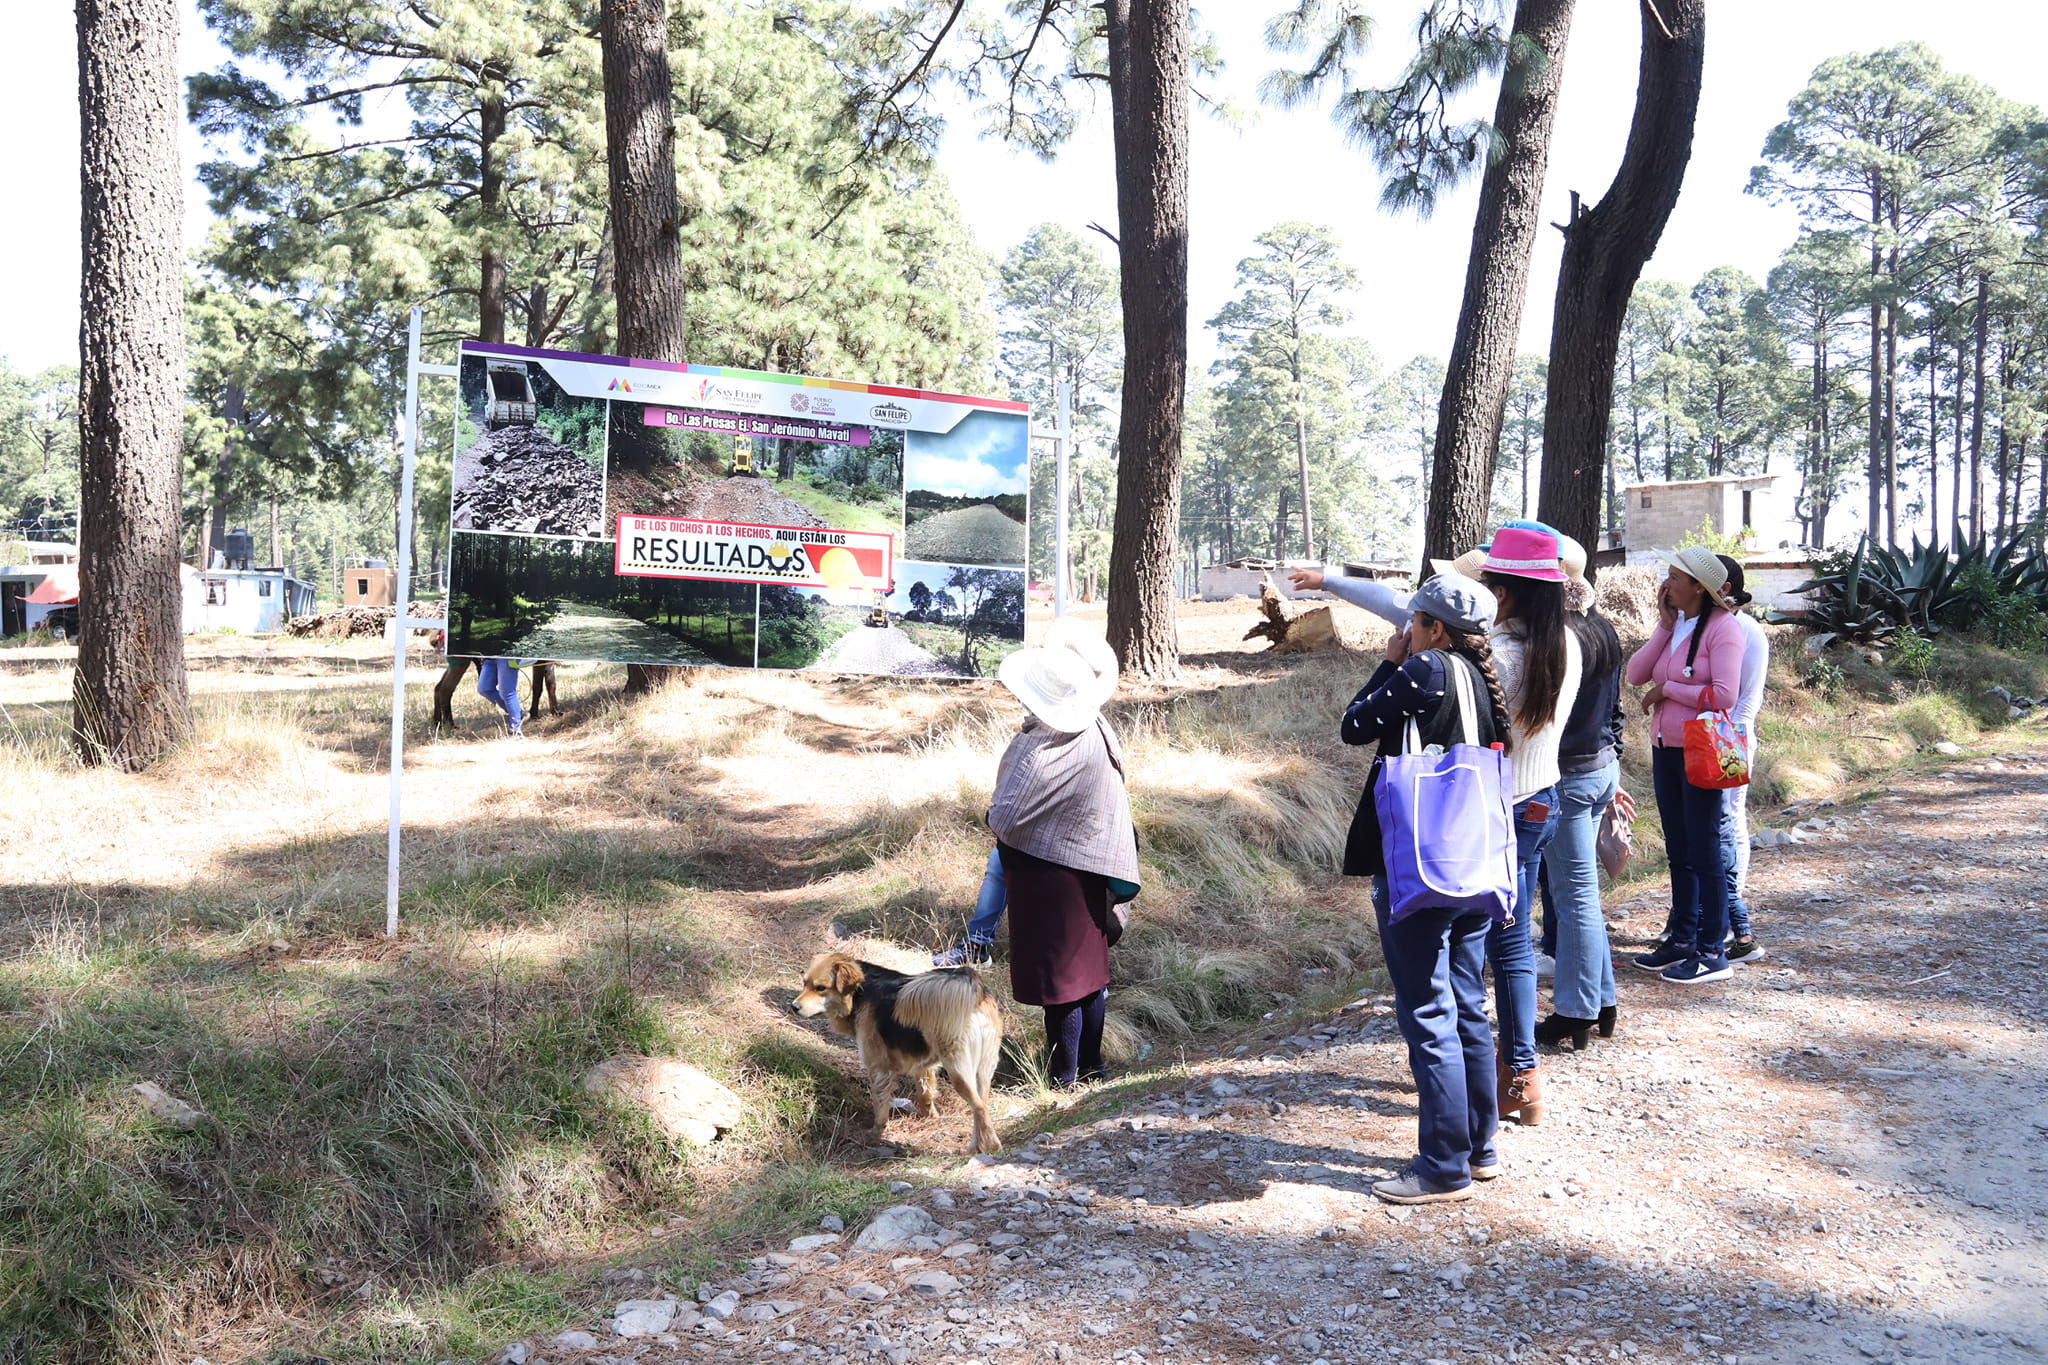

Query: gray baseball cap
1408,572,1497,635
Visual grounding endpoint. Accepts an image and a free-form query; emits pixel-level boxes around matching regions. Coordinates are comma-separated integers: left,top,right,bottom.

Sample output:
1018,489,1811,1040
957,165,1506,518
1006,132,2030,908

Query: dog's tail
894,967,991,1040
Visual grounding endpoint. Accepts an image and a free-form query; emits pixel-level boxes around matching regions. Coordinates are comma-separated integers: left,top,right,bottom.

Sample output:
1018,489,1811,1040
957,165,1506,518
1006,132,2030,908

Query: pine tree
76,0,191,767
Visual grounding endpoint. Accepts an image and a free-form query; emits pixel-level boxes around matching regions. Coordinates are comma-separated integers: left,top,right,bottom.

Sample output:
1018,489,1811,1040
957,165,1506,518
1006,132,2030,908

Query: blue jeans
1488,788,1558,1072
1542,763,1620,1019
966,847,1006,945
1651,746,1729,960
1372,877,1498,1190
1720,785,1752,939
476,659,522,734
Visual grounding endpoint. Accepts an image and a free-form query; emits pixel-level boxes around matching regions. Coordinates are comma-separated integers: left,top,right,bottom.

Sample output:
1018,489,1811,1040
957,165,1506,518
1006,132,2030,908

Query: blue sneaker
1632,942,1691,973
1661,954,1733,983
933,939,993,967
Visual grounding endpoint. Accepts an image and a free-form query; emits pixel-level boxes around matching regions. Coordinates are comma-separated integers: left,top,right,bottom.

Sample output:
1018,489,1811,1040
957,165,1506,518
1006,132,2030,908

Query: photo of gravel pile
903,410,1029,567
452,356,608,539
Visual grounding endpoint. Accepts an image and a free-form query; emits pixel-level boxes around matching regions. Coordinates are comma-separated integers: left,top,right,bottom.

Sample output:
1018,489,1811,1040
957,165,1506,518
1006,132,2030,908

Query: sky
904,410,1031,498
8,1,2048,390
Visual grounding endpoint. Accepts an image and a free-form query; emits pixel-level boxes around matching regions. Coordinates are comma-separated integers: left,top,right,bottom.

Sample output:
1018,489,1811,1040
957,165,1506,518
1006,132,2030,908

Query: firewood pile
283,602,442,639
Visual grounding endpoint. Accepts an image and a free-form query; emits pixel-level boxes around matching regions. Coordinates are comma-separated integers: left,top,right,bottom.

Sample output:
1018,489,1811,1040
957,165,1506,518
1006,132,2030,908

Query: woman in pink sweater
1625,546,1745,984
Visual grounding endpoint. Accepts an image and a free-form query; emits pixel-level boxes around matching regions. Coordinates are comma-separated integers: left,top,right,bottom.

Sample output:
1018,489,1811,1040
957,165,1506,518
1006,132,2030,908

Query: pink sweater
1626,609,1745,748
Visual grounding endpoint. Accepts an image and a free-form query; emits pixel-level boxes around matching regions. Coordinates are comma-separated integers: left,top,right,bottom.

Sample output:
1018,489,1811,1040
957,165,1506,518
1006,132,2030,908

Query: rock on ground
853,1205,938,1252
581,1056,744,1146
453,424,605,538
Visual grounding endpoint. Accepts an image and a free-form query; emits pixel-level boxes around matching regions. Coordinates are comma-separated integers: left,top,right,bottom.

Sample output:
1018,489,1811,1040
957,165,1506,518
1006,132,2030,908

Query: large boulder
582,1057,745,1146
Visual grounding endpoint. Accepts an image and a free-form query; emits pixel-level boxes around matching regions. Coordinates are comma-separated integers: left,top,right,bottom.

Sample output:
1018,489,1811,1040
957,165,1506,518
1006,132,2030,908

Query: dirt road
907,504,1026,565
808,624,960,677
535,743,2048,1365
502,603,718,666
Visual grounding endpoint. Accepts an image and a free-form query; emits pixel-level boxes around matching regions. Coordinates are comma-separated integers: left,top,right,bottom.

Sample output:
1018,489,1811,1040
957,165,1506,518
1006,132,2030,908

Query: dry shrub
1595,565,1665,649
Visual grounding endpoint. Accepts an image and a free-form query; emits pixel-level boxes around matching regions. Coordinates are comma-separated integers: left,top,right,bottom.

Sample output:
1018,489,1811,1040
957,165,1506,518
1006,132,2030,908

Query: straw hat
1556,533,1587,583
1656,545,1736,607
1428,546,1490,580
999,618,1119,734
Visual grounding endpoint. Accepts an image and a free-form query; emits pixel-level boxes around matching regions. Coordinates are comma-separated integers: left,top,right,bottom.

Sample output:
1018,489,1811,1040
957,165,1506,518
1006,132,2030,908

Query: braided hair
1439,622,1514,753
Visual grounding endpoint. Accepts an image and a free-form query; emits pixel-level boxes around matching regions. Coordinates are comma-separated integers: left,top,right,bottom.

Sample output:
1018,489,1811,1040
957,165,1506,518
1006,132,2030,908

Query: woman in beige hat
987,620,1139,1086
1624,546,1744,985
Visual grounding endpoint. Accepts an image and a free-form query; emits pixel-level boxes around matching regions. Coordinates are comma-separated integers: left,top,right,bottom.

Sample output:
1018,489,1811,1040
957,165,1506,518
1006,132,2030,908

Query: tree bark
602,0,688,697
603,0,688,364
1534,0,1704,566
1882,292,1898,545
74,0,190,768
1418,0,1576,574
1102,0,1190,682
1866,185,1883,541
1968,273,1989,543
479,80,508,346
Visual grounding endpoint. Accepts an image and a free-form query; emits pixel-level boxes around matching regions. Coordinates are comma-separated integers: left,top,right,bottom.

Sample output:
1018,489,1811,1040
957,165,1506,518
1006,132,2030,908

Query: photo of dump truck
485,361,538,429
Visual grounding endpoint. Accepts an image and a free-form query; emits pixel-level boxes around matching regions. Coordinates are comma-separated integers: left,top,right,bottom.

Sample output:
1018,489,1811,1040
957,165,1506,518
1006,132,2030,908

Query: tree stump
1242,577,1337,654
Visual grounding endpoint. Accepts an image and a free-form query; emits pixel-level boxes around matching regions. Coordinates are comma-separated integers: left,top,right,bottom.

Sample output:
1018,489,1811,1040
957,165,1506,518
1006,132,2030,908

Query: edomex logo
868,402,912,426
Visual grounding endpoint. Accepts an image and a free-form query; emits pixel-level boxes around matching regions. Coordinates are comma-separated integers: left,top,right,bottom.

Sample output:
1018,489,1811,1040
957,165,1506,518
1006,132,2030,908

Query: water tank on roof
223,528,255,569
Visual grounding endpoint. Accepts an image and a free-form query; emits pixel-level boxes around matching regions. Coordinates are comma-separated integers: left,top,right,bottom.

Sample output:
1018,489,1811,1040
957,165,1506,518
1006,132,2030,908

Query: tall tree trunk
479,78,508,345
203,381,243,568
1865,185,1883,541
1294,409,1313,560
1419,0,1576,573
1883,295,1898,545
74,0,190,768
603,0,688,697
1102,0,1189,682
1968,274,1989,543
1534,0,1704,566
270,496,280,568
1929,321,1942,545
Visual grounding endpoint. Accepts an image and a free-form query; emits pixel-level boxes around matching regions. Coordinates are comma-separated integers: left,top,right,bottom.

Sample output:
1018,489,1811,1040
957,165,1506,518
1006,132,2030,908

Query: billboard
444,342,1029,678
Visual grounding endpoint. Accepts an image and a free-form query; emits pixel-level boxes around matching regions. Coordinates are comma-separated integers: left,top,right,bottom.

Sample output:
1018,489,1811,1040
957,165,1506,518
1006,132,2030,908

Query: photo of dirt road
905,501,1026,563
902,410,1028,566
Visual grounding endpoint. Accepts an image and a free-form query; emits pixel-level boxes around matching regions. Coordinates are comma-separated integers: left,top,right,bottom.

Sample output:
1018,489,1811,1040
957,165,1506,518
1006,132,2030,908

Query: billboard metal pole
386,307,452,938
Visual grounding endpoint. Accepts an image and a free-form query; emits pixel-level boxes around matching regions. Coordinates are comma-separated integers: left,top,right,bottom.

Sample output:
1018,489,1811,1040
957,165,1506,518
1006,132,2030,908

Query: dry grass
4,596,2041,1362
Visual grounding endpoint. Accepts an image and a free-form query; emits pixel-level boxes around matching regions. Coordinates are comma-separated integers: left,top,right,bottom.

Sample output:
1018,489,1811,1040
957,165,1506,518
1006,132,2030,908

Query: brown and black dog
793,952,1003,1155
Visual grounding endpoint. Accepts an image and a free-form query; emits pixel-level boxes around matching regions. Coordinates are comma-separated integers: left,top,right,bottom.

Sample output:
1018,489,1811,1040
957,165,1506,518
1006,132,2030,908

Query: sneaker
1726,936,1766,964
1632,942,1691,973
932,939,993,968
1535,953,1556,981
1371,1174,1473,1205
1662,954,1733,984
1469,1160,1504,1182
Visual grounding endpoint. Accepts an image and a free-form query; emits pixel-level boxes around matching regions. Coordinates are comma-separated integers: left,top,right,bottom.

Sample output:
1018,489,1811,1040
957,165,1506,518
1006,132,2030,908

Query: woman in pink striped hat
1475,525,1582,1127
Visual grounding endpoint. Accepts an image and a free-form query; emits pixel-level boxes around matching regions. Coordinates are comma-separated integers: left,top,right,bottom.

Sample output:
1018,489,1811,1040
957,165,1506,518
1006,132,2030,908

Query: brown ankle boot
1499,1059,1545,1126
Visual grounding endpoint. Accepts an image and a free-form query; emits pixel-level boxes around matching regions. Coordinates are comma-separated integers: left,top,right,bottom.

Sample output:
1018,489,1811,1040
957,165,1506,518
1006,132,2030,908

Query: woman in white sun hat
1625,545,1745,985
987,620,1139,1087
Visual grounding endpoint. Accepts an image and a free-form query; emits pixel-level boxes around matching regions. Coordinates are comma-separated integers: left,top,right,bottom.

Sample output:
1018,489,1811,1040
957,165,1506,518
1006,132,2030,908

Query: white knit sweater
1490,624,1583,802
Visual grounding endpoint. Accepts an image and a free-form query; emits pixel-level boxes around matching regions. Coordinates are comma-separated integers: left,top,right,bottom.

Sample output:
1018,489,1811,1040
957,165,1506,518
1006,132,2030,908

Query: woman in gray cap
1338,573,1515,1204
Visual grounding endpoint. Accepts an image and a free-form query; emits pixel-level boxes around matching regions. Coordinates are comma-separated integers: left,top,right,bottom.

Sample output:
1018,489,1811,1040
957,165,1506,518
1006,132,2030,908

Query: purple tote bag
1373,654,1516,924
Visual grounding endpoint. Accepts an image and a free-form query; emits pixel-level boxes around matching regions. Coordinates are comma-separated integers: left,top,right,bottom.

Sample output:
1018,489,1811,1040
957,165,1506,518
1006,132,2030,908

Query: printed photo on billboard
903,410,1028,567
443,341,1029,674
452,356,609,539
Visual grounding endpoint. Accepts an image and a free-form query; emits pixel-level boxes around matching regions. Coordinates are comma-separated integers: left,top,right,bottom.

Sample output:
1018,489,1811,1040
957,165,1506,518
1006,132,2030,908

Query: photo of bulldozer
728,434,759,478
485,361,538,429
866,587,888,627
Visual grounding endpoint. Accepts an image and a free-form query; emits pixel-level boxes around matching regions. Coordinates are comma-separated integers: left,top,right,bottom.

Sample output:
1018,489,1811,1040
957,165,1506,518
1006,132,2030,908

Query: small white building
1623,475,1799,566
184,568,317,634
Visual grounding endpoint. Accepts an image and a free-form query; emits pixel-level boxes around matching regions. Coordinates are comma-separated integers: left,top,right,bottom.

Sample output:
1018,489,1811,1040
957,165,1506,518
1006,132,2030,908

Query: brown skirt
998,841,1112,1007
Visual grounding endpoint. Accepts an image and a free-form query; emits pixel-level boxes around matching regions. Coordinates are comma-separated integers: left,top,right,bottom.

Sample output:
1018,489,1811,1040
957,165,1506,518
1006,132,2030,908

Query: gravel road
808,625,960,677
906,504,1026,566
501,604,717,667
452,425,606,538
678,476,828,528
497,738,2048,1365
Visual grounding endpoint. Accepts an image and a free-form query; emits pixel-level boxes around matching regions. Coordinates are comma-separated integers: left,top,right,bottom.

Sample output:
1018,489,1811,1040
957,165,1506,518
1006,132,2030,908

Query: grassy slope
1,618,2042,1361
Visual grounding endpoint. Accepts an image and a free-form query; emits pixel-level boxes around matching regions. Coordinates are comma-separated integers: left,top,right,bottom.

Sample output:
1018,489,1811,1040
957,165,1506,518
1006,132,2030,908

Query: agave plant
1777,535,1900,643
